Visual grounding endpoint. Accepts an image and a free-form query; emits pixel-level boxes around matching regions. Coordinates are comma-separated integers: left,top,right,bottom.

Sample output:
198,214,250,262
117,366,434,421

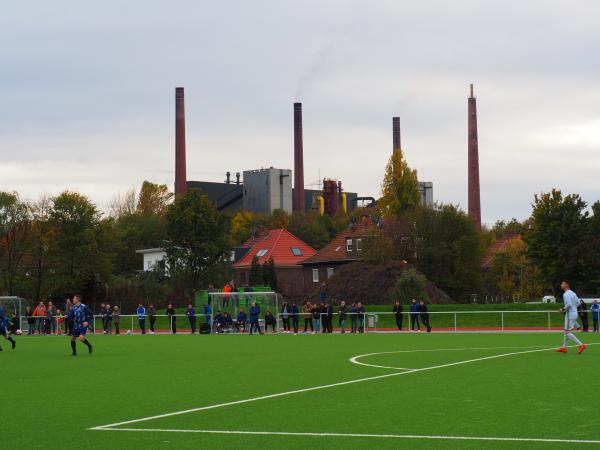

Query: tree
249,256,262,285
230,211,255,245
28,196,53,301
393,268,428,303
412,204,482,302
271,209,290,229
0,192,31,294
109,188,137,219
137,181,173,216
165,189,230,295
47,191,111,299
379,148,420,217
524,189,588,294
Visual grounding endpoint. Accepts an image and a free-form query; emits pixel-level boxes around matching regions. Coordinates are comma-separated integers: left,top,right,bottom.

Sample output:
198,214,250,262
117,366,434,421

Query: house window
327,267,334,279
291,247,303,256
146,260,154,270
230,250,236,262
346,238,353,252
256,249,269,257
356,238,362,251
312,269,319,283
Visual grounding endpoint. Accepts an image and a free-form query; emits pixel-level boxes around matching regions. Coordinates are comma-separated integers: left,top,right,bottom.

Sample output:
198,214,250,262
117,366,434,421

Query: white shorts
565,314,578,331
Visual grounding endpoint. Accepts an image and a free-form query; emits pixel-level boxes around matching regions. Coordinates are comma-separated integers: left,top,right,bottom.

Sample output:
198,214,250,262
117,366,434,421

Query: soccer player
67,295,93,356
0,304,17,351
556,281,586,354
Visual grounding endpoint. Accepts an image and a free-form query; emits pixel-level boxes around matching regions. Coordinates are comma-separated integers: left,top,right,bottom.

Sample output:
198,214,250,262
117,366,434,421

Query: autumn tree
0,192,31,294
137,181,173,216
378,148,420,217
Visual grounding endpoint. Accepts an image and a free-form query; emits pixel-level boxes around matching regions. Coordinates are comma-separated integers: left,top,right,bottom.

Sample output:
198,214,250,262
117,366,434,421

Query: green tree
271,209,290,229
47,191,111,299
393,268,428,303
0,192,31,295
165,189,230,295
524,189,588,294
249,256,262,285
137,181,173,216
379,148,420,217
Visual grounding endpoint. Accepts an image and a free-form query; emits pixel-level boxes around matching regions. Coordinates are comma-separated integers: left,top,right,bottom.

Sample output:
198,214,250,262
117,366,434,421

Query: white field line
90,343,595,431
91,428,600,445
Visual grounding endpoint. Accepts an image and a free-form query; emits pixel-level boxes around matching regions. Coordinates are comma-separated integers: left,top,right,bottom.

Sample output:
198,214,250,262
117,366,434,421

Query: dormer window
291,247,303,256
256,249,269,257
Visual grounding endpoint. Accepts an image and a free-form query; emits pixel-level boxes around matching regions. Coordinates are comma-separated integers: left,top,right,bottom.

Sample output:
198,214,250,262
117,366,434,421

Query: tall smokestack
175,87,187,196
293,102,305,213
392,116,401,151
468,84,481,229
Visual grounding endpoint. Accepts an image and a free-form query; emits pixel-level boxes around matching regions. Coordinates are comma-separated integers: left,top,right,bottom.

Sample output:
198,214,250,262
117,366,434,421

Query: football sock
8,336,15,349
71,340,77,355
83,339,92,353
564,332,582,347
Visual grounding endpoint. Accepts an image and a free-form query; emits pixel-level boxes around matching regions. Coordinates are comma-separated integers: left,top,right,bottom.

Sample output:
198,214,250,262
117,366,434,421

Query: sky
1,0,599,225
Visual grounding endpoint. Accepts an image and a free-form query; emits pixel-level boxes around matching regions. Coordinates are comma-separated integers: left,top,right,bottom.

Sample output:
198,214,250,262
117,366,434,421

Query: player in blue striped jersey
67,295,93,356
0,304,16,351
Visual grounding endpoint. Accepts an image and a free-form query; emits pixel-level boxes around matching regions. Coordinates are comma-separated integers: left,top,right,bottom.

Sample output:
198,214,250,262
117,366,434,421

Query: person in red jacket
32,301,46,335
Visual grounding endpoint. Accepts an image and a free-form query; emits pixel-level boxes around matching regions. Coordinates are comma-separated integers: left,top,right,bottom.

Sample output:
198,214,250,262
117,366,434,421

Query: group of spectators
397,298,432,333
576,299,600,333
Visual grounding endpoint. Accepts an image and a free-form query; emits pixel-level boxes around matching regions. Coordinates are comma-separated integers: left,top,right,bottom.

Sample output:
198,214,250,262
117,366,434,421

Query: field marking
91,427,600,445
349,345,554,370
91,343,595,431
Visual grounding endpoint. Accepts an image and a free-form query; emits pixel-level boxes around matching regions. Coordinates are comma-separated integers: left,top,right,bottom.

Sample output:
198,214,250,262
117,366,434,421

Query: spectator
45,301,56,335
8,312,19,335
410,299,420,332
265,311,277,333
249,301,262,335
235,308,247,333
280,300,290,333
25,306,35,335
243,283,253,307
214,310,224,333
113,305,121,335
319,282,327,304
104,304,113,335
207,283,215,306
166,304,177,334
302,301,313,333
325,302,333,333
222,282,233,308
55,309,64,335
319,302,327,333
393,300,403,332
33,300,46,335
591,300,600,333
578,299,589,332
311,303,320,334
418,299,432,333
356,302,365,333
99,302,106,332
290,302,299,334
338,301,348,333
186,303,197,334
64,299,72,335
148,304,157,334
350,302,358,333
137,303,146,335
203,304,212,327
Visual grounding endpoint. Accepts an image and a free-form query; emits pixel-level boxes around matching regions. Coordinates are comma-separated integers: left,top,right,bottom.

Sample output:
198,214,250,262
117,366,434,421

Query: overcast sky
1,0,599,225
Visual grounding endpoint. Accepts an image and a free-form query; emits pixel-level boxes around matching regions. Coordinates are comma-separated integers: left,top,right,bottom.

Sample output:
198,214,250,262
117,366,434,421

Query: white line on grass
90,428,600,445
91,343,594,431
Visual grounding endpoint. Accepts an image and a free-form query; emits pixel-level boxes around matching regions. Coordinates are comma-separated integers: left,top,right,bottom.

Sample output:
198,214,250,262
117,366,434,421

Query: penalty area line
90,344,596,431
91,428,600,445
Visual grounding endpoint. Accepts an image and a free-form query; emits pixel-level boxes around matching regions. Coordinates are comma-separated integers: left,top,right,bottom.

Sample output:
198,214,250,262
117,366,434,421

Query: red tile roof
301,219,375,265
233,229,317,268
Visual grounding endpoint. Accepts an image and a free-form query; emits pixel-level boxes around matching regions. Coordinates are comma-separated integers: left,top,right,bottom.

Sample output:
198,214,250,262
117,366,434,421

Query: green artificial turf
3,332,600,449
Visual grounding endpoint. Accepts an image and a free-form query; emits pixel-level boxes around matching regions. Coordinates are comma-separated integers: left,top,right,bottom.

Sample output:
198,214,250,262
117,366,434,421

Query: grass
4,331,600,449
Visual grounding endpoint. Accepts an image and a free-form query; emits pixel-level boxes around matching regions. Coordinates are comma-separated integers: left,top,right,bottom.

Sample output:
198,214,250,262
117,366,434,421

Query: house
232,229,316,298
300,219,375,287
135,248,168,274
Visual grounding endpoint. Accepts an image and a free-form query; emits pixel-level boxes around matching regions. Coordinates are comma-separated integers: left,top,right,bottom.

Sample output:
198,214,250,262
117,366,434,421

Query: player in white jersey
556,281,586,354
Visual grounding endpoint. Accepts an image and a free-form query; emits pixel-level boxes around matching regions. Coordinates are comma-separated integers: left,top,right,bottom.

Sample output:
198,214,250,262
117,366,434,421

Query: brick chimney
468,84,481,229
293,102,305,213
175,87,187,196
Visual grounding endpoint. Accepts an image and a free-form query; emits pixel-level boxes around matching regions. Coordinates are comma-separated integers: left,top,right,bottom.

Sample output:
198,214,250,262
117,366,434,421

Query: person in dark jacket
418,299,432,333
311,303,320,334
214,310,225,333
0,305,17,351
325,303,334,333
280,300,290,333
223,312,234,332
290,303,300,334
578,299,589,332
25,306,35,335
591,300,600,333
338,301,348,333
409,299,420,332
319,303,327,334
148,304,156,334
249,301,262,335
350,302,358,333
113,305,120,335
356,302,365,333
236,309,247,333
186,304,197,334
166,304,177,334
264,311,277,333
393,300,403,331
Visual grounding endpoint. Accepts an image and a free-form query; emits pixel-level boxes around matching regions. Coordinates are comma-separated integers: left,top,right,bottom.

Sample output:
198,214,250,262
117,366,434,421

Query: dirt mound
309,261,454,305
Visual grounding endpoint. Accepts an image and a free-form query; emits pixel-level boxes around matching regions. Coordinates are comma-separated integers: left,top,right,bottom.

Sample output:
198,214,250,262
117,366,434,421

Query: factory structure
174,89,434,216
